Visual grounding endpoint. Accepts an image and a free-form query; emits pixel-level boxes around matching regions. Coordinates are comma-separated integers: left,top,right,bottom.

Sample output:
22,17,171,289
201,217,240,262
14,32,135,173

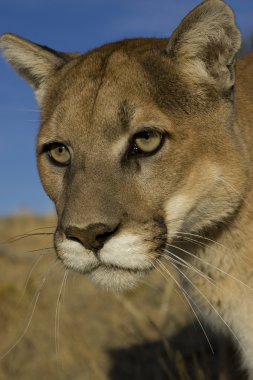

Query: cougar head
0,0,249,290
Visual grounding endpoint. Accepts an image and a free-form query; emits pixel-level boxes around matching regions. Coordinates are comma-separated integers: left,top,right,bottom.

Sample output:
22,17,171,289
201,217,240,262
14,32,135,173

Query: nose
64,223,120,251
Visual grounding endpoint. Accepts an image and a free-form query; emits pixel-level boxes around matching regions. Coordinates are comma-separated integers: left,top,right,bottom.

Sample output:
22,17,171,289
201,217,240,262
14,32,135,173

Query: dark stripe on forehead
90,47,131,121
139,52,220,115
140,54,191,114
118,100,135,131
90,54,112,119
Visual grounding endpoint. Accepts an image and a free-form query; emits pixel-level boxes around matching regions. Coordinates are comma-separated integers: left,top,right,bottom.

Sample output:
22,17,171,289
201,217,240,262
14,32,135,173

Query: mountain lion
1,0,253,377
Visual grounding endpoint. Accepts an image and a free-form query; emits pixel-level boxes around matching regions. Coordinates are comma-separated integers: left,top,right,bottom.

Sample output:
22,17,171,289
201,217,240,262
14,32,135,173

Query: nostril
67,235,83,244
64,223,120,251
96,225,119,244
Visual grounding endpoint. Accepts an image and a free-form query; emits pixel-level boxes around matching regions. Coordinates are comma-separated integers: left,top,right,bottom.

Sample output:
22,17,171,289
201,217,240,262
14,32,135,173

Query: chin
88,266,151,291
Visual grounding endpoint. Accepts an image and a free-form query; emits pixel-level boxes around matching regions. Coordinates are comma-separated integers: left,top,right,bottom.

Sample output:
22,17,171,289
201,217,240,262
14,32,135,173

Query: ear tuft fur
166,0,241,92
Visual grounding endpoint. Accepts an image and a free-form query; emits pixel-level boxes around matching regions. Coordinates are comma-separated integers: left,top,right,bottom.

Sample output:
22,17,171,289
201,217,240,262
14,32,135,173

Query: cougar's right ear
0,33,79,102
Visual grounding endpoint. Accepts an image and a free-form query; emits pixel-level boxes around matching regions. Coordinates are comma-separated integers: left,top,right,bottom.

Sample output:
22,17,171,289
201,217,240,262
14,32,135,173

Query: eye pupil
132,129,164,155
47,143,71,166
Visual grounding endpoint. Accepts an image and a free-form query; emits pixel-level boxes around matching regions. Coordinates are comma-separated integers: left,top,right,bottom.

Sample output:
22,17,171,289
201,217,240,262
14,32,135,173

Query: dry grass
0,214,242,379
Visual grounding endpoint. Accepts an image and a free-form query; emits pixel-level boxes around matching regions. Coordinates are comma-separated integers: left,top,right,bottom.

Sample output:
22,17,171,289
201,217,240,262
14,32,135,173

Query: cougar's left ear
0,33,79,102
166,0,241,93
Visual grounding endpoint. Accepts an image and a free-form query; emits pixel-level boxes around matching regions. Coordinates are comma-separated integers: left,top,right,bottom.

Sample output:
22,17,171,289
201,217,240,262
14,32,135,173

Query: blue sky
0,0,253,215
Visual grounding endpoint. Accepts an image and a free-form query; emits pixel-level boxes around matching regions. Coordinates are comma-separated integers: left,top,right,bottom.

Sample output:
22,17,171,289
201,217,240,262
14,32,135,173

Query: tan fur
1,0,253,377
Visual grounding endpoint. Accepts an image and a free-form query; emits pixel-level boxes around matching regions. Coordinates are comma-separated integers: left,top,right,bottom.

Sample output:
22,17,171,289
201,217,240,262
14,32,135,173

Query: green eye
133,130,163,155
48,144,71,166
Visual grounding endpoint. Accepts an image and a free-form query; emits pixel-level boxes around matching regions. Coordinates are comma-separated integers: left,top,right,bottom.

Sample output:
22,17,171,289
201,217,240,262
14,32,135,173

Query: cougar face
37,53,171,289
36,45,247,290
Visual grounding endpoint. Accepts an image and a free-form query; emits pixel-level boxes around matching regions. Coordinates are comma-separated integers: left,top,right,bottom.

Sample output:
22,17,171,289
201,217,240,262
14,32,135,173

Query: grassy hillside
0,214,242,379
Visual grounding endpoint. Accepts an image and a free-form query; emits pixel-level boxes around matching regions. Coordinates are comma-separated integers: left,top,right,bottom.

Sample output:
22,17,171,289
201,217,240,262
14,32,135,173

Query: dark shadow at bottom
108,323,246,380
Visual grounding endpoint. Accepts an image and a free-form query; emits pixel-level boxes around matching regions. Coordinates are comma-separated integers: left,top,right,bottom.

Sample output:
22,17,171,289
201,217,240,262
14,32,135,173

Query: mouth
58,255,154,291
86,264,153,291
54,230,165,290
66,261,153,276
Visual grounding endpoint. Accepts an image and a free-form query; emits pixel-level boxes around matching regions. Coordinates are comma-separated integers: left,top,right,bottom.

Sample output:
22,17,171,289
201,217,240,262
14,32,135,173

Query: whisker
149,260,198,331
148,258,191,311
17,225,55,234
23,247,55,255
62,269,69,305
55,270,69,365
168,258,245,355
158,231,229,252
0,259,58,361
154,259,214,354
175,231,230,252
161,249,216,287
176,233,251,269
18,254,45,305
2,107,40,113
18,225,55,233
1,246,55,257
176,235,213,250
166,243,253,293
3,232,54,245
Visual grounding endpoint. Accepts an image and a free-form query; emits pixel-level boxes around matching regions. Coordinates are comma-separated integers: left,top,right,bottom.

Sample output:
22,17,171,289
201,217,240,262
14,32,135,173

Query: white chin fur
88,267,146,291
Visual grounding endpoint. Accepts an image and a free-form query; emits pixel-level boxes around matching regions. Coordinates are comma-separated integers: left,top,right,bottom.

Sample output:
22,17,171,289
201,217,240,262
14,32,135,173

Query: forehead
42,42,168,141
40,38,217,145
